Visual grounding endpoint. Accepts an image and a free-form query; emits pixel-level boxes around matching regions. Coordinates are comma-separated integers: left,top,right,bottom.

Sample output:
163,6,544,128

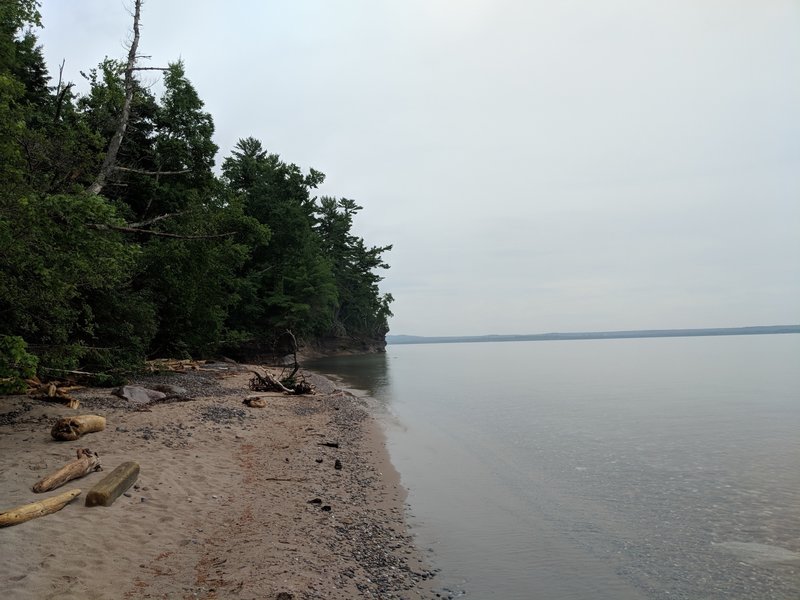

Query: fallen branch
249,369,293,394
32,449,101,493
0,489,81,527
39,367,99,377
51,415,106,441
30,382,82,409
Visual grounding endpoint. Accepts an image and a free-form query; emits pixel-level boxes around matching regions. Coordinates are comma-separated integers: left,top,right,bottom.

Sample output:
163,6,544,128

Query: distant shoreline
387,325,800,346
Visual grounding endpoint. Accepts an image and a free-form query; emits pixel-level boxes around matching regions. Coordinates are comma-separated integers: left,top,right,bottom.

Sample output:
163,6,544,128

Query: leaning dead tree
87,0,143,196
85,0,233,241
83,0,236,244
84,0,175,194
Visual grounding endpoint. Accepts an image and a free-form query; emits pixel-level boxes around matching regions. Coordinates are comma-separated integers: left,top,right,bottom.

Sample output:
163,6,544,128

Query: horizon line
387,324,800,341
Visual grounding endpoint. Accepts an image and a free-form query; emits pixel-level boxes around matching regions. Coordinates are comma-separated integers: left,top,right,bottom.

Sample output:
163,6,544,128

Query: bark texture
51,415,106,441
32,449,101,493
0,489,82,527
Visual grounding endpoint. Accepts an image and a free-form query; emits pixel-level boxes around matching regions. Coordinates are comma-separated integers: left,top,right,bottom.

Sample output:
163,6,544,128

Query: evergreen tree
0,1,394,380
222,138,337,349
316,197,393,339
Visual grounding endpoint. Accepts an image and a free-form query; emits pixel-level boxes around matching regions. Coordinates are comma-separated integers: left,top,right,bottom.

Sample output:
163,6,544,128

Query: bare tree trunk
32,449,102,493
87,0,142,196
285,329,300,380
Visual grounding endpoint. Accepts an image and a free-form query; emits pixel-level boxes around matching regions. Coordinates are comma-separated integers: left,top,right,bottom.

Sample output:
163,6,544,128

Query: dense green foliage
0,2,392,380
0,335,38,393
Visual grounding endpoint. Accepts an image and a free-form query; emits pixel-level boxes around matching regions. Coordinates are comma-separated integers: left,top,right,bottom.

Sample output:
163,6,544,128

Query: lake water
308,335,800,599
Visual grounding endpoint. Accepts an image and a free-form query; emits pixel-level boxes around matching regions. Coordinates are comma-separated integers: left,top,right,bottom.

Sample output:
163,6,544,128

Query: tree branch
88,223,235,240
53,59,73,124
126,211,188,228
113,166,190,176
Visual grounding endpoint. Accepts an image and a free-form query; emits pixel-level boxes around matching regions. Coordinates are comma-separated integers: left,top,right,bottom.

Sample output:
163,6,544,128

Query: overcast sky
38,1,799,335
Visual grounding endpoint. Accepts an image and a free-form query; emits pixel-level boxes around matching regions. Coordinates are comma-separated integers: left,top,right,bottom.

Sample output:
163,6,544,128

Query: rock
112,385,166,405
276,593,294,600
151,383,188,396
334,459,343,470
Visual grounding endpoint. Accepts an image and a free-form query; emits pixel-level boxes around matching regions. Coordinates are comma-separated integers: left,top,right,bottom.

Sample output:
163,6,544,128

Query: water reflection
306,352,391,399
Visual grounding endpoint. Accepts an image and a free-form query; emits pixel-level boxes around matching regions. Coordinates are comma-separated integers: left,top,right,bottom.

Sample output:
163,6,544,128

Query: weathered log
0,489,81,527
85,461,139,507
51,415,106,441
32,449,101,493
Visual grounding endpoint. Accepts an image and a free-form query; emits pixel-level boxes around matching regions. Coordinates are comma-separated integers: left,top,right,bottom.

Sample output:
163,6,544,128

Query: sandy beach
0,365,436,599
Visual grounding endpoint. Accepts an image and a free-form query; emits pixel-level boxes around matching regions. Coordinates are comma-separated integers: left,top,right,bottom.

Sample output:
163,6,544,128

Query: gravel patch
197,404,249,425
0,401,34,426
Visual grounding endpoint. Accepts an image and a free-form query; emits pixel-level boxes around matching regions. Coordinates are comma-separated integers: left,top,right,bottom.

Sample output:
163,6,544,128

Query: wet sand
0,367,436,599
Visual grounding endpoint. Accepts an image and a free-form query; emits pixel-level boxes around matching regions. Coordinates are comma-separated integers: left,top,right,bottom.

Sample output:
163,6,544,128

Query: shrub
0,335,38,394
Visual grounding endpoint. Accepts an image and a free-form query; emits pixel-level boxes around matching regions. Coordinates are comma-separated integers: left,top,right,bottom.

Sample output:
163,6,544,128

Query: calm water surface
309,336,800,599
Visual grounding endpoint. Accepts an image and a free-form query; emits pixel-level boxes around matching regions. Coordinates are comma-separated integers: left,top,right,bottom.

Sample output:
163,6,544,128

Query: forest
0,1,393,390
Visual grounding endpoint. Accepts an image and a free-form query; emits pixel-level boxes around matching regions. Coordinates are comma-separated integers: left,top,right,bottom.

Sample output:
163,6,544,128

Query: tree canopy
0,0,393,382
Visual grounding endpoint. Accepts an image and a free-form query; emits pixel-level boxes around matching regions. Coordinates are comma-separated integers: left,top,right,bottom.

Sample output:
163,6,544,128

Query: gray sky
38,1,800,335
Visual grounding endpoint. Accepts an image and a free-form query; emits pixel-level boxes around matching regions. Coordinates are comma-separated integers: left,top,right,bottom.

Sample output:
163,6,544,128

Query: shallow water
309,335,800,599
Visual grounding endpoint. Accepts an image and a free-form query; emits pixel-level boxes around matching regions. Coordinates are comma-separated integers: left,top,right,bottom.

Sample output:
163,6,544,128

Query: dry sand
0,367,437,599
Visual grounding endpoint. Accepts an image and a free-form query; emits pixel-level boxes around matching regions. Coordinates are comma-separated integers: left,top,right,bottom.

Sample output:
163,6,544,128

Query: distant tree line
0,1,392,388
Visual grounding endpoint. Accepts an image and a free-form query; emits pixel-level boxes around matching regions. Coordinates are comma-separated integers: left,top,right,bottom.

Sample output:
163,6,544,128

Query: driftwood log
31,382,82,409
85,461,139,507
32,449,102,493
0,489,81,527
51,415,106,441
